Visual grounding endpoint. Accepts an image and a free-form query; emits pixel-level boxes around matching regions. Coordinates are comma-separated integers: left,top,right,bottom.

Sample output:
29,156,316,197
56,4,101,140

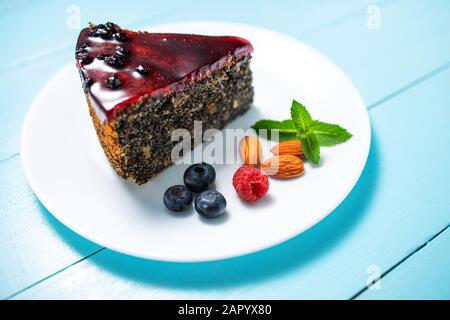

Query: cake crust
76,23,253,121
76,23,254,184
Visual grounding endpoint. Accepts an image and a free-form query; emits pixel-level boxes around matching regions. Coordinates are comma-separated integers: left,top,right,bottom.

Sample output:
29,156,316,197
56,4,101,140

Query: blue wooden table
1,0,449,300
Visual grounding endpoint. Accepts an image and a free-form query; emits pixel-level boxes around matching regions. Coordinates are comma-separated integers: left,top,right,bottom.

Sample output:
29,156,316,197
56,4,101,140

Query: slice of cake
75,22,254,184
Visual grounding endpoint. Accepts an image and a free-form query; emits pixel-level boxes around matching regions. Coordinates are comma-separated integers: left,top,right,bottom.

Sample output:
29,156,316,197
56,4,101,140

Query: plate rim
21,21,371,262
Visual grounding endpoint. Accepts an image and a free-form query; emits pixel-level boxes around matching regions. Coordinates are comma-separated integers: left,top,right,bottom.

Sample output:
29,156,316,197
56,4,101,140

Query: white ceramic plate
22,22,370,262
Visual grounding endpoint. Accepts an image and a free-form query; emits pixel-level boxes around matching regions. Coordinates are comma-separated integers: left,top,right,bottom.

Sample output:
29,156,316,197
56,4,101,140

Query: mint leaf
251,119,298,141
310,121,353,146
290,100,313,134
299,132,320,165
251,119,296,131
251,99,352,165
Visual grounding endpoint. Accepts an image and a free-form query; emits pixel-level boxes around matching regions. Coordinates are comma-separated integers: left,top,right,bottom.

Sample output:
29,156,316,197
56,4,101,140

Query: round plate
22,22,370,262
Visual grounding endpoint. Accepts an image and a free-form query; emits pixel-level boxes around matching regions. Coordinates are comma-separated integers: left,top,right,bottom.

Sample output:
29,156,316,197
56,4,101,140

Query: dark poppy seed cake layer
75,23,254,184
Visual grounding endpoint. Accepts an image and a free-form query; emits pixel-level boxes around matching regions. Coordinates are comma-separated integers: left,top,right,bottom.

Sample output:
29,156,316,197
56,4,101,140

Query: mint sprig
298,131,320,165
251,100,352,164
251,119,297,141
290,100,313,133
309,121,353,146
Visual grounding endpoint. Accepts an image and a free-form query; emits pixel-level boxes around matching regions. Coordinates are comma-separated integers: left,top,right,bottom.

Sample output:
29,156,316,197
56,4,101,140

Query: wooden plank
0,0,389,299
0,0,50,15
358,228,450,300
0,0,382,73
12,60,450,299
0,53,68,160
0,156,100,299
303,0,450,107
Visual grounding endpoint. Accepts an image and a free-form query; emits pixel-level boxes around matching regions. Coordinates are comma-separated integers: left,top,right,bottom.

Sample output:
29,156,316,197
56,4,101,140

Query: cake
75,22,254,184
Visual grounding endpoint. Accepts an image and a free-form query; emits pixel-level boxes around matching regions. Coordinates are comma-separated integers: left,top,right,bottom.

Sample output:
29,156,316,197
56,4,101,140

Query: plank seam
368,60,450,110
0,152,19,164
349,223,450,300
4,247,106,300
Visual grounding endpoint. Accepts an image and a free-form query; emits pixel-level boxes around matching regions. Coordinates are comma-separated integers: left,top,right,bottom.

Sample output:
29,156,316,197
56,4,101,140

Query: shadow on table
44,127,380,290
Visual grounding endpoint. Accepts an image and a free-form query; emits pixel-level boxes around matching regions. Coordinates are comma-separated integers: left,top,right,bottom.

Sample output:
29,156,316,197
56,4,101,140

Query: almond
261,154,304,179
271,140,303,157
239,136,262,166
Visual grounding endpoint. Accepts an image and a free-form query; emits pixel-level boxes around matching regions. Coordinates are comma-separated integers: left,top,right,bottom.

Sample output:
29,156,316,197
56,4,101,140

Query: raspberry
232,166,269,202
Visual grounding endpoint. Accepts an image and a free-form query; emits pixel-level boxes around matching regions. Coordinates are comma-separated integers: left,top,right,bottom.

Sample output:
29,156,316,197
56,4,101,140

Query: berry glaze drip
75,23,253,121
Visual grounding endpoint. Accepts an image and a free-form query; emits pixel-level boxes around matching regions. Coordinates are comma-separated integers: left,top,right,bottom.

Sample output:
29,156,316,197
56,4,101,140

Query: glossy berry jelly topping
105,74,122,89
115,46,130,56
104,54,126,67
135,64,149,75
75,23,253,121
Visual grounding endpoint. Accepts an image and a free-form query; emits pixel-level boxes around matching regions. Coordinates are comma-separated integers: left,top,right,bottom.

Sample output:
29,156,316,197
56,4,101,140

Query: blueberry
195,190,227,218
136,64,149,75
115,46,130,56
76,43,88,54
77,51,93,64
105,75,122,89
114,31,129,42
89,29,99,37
163,185,193,212
105,54,125,67
183,162,216,192
75,47,87,55
105,22,117,30
96,53,107,60
82,78,94,91
90,27,112,40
